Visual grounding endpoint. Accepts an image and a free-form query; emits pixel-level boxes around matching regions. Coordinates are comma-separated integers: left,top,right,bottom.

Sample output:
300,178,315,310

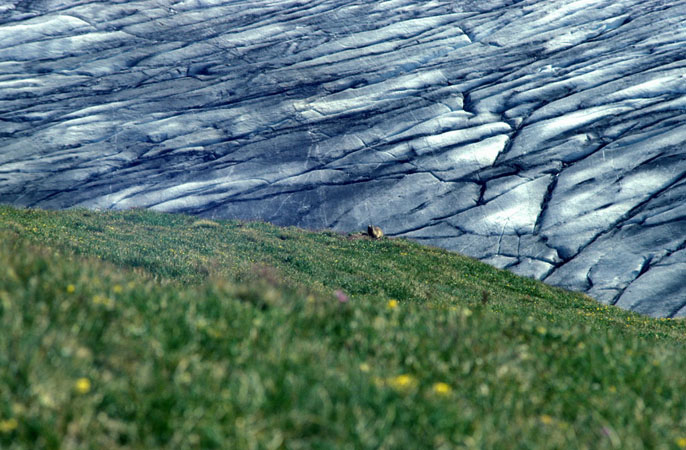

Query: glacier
0,0,685,316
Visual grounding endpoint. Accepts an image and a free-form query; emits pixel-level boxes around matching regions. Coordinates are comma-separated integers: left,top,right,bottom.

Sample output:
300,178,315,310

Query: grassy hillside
1,205,685,449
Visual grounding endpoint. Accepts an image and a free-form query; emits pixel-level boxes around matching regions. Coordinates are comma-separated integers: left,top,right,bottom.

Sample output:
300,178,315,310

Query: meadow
1,205,685,449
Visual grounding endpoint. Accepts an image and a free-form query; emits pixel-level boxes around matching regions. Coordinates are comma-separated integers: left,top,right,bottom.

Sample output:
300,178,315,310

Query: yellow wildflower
677,437,686,448
92,295,114,308
359,363,371,372
0,418,18,433
540,415,554,425
432,382,452,396
536,326,547,335
74,377,91,394
113,284,123,294
387,299,398,309
388,374,417,391
66,284,76,293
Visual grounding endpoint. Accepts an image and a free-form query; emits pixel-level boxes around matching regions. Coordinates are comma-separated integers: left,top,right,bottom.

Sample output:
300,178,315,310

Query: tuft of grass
1,205,686,449
191,219,221,229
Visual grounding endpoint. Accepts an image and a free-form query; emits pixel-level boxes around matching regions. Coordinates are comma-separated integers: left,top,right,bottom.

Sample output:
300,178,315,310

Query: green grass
1,205,686,449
